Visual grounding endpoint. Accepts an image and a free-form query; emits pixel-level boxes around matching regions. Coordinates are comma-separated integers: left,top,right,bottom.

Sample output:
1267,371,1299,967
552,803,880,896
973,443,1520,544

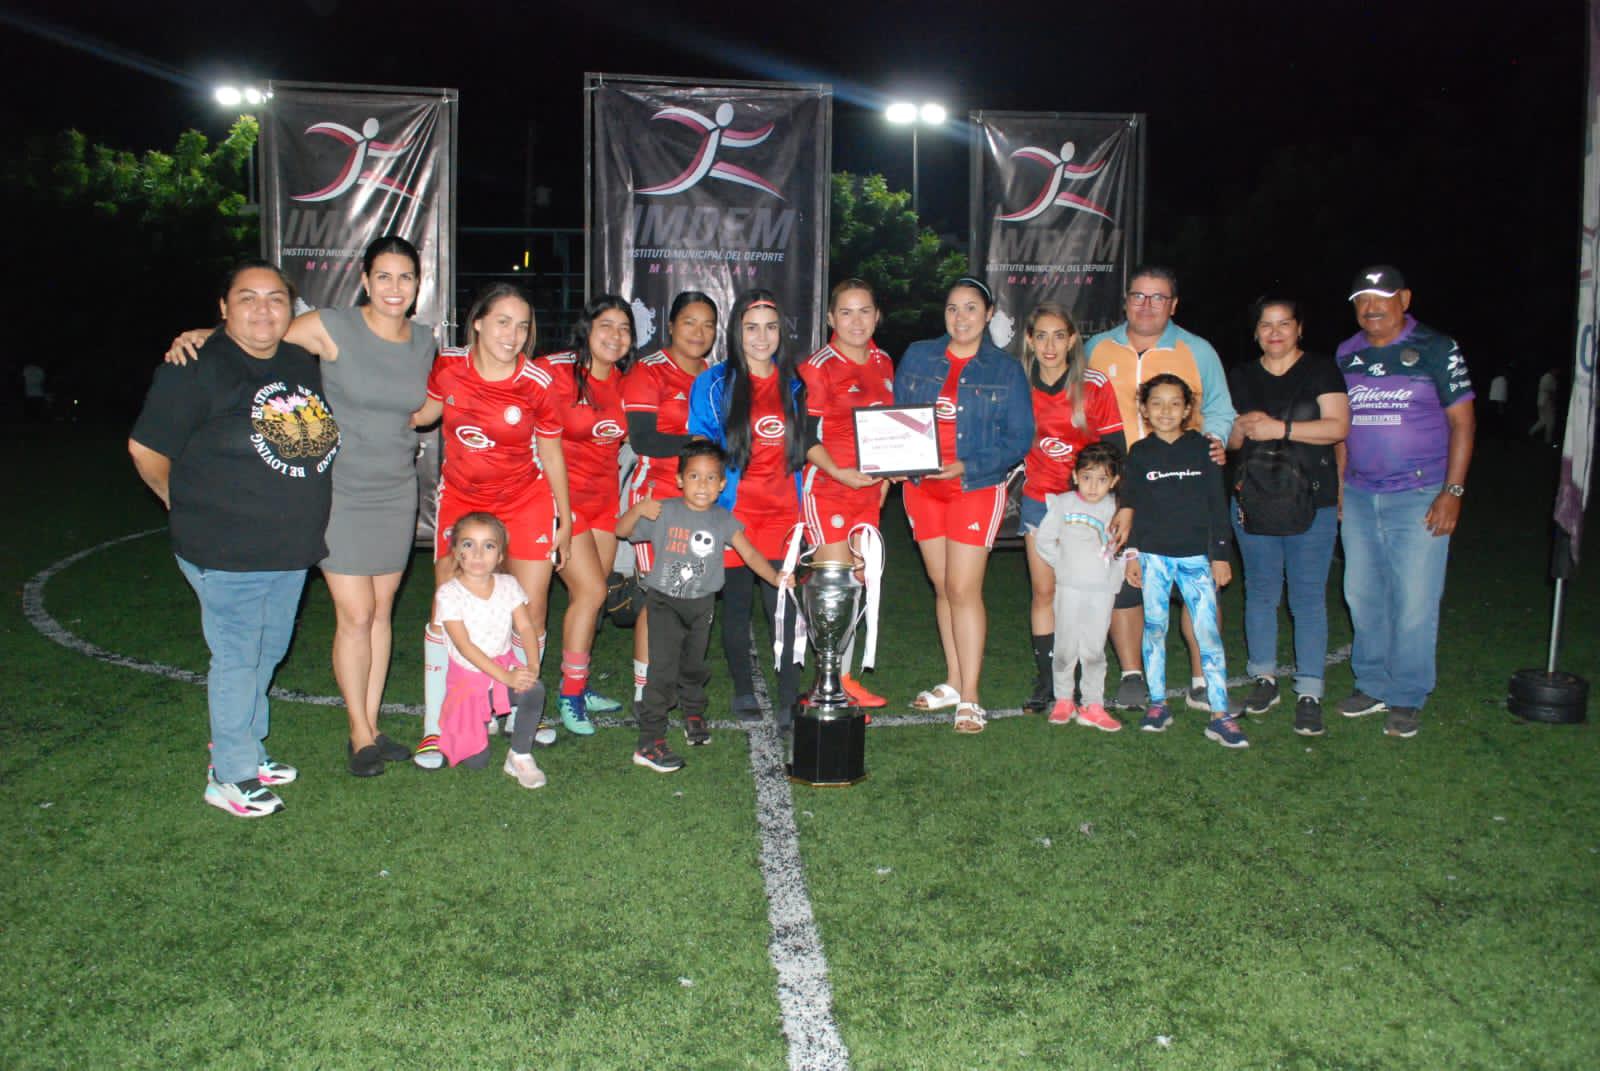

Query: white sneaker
503,750,547,789
204,775,284,818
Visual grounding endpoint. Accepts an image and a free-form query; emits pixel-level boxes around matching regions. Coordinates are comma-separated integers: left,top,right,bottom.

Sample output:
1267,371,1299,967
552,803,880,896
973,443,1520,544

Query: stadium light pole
885,101,947,219
214,84,270,211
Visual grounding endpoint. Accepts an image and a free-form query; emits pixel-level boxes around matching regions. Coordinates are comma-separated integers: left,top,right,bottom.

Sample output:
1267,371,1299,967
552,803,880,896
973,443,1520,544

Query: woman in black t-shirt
1226,297,1349,733
130,260,340,818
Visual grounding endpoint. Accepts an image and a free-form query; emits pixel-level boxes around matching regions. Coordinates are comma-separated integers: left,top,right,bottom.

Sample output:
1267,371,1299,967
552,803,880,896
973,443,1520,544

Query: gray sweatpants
1052,585,1117,706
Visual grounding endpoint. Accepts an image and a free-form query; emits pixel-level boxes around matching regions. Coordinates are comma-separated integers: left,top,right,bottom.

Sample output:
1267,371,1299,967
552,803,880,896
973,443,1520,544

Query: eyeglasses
1126,292,1173,307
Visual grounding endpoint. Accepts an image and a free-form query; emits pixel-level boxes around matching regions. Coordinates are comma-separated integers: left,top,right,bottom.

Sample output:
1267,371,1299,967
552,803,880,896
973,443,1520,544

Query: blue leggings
1140,553,1227,711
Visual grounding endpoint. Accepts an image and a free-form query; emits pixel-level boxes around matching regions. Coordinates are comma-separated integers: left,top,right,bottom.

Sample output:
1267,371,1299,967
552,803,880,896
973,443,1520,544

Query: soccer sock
560,650,589,698
1190,675,1205,690
423,625,447,737
510,683,547,753
1031,634,1053,683
508,636,532,733
634,659,648,701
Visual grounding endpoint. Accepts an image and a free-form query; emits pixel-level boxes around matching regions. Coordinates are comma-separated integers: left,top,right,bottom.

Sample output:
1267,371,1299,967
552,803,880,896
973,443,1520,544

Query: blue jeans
175,557,308,784
1139,553,1227,712
1232,504,1338,698
1339,486,1451,709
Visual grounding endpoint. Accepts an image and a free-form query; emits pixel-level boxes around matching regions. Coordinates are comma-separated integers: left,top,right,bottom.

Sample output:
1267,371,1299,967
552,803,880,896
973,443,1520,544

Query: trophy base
787,705,868,787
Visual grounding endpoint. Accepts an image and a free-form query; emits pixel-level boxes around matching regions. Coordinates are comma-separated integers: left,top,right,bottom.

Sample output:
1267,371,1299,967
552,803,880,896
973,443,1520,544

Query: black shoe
1243,676,1281,716
1384,706,1420,738
1022,674,1053,714
1113,672,1147,711
374,733,412,762
633,739,685,772
685,714,712,747
1337,691,1387,718
731,694,762,723
347,742,385,777
1292,695,1325,736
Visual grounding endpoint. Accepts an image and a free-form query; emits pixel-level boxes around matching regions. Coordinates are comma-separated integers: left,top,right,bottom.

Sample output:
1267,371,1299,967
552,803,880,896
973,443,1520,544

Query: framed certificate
853,405,940,477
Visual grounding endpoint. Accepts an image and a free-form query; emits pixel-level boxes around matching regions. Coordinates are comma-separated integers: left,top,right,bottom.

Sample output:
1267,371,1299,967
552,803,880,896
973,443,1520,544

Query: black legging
721,560,801,720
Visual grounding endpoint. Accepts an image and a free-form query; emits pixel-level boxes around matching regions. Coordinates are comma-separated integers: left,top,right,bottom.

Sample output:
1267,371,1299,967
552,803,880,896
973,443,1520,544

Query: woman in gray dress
167,236,436,776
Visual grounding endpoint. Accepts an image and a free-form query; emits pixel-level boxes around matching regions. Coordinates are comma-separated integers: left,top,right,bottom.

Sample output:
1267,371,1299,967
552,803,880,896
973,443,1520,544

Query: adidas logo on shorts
967,522,980,531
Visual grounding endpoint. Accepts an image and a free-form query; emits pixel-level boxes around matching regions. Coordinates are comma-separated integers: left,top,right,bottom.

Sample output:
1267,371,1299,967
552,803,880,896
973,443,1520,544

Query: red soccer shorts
902,478,1005,548
435,481,557,563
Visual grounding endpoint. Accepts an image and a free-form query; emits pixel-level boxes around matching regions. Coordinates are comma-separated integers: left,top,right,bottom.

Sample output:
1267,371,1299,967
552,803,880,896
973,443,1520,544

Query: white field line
745,646,850,1071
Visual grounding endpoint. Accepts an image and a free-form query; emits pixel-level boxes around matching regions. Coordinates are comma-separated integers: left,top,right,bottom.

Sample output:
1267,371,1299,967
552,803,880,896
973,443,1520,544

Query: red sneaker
1047,699,1076,725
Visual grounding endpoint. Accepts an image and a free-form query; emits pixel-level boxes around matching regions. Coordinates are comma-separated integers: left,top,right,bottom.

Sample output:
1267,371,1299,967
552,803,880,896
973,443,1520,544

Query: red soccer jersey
1022,367,1124,499
799,338,896,474
426,347,562,500
737,371,799,515
537,351,627,487
622,349,704,497
934,351,971,476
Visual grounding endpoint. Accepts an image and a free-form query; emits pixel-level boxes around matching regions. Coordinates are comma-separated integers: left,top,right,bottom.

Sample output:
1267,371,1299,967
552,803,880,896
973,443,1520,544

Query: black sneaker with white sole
1113,672,1147,711
1185,684,1212,712
633,739,685,772
1383,707,1420,738
685,715,712,747
1242,676,1281,716
1292,696,1325,736
1337,691,1387,718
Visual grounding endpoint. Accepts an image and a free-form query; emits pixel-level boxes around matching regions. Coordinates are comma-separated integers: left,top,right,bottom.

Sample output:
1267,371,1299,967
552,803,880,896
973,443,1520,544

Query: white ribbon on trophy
772,522,882,672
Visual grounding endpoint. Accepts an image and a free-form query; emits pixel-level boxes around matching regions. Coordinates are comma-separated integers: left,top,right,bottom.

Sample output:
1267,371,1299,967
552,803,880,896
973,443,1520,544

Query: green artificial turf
3,428,1597,1069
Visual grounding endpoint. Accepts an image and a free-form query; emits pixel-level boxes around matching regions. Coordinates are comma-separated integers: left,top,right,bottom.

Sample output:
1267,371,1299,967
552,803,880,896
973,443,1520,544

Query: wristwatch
1444,483,1465,498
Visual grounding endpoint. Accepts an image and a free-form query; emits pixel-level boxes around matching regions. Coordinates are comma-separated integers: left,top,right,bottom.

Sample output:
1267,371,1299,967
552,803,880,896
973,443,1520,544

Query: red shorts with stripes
901,478,1006,548
569,478,620,537
802,481,882,547
436,482,557,563
627,483,680,574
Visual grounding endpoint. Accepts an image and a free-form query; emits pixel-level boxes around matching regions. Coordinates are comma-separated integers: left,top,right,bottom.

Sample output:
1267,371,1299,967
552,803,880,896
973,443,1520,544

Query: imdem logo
997,141,1113,223
293,117,418,203
639,104,783,199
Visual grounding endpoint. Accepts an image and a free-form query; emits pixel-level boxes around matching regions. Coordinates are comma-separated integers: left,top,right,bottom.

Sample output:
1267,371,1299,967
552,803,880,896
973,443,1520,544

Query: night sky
1,0,1587,369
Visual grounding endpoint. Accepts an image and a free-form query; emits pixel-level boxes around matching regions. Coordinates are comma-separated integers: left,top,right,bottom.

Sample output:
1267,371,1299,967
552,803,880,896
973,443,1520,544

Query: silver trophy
788,558,871,786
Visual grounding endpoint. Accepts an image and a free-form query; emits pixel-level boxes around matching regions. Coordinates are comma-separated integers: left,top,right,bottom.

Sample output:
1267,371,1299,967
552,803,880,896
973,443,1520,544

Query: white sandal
912,683,961,711
954,702,987,734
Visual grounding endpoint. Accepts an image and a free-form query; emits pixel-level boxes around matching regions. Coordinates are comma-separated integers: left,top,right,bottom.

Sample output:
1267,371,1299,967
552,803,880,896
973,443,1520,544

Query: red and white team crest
592,419,626,442
1039,437,1074,459
456,426,494,450
935,398,958,420
754,415,786,441
503,406,523,425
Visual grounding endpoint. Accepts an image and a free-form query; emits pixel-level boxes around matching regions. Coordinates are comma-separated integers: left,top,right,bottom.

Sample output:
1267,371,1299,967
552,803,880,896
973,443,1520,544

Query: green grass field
4,428,1598,1069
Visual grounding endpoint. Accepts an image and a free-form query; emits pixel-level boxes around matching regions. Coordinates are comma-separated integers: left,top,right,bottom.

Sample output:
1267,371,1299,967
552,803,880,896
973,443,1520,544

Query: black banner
586,74,831,361
261,81,457,334
970,111,1145,353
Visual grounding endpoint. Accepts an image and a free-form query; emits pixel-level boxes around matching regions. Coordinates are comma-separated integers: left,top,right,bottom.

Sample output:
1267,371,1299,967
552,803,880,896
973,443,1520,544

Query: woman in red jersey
621,291,718,704
536,296,636,732
797,278,895,708
1017,302,1125,712
687,289,808,728
408,284,572,767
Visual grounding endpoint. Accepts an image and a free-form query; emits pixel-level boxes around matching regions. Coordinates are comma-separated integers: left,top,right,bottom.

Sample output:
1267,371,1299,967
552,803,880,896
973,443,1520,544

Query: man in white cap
1335,265,1475,738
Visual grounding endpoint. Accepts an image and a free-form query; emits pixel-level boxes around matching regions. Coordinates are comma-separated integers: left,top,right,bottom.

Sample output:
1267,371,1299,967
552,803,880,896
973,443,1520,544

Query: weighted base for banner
788,705,867,787
1507,669,1588,724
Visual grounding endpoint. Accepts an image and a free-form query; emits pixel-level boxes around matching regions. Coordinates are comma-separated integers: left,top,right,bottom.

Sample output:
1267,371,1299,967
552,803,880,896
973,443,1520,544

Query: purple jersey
1336,316,1473,493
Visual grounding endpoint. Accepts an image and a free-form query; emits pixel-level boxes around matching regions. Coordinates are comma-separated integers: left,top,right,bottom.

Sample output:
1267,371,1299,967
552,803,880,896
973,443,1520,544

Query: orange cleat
841,673,887,709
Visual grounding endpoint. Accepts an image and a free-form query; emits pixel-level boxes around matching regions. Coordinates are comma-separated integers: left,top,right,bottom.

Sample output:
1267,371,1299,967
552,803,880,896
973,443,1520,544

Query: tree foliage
830,172,967,356
1,120,260,417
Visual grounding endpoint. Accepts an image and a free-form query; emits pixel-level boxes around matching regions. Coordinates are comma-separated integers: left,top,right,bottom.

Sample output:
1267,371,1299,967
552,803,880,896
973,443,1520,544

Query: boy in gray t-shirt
618,442,787,772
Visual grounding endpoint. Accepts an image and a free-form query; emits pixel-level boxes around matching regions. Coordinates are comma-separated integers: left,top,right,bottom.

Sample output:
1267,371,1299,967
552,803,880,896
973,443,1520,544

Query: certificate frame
852,405,941,478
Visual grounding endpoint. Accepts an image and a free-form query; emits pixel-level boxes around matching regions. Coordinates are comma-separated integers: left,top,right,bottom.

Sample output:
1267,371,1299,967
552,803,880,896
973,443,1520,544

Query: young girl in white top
434,512,547,787
1033,442,1127,732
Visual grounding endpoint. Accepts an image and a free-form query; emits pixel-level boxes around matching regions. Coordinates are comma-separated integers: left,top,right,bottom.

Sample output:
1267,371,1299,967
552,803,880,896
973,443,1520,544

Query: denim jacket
687,362,808,511
893,334,1034,491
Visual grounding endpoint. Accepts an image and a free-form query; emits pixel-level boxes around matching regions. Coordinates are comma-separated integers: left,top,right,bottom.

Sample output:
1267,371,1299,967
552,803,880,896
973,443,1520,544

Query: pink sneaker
1074,703,1122,732
1047,698,1076,725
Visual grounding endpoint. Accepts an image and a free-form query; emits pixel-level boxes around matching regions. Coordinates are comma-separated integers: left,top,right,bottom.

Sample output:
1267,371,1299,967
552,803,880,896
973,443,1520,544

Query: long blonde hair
1022,302,1088,430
